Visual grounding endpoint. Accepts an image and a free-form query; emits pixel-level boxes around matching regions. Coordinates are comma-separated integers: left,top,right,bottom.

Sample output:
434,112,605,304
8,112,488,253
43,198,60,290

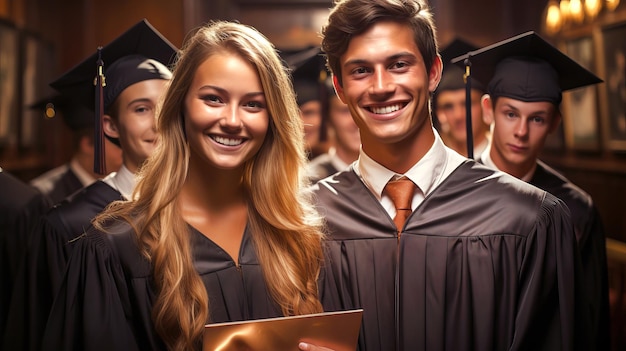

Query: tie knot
385,177,417,212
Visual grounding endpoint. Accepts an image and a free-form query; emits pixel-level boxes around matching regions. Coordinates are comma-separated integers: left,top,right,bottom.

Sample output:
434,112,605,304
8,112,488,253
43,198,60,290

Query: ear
428,55,443,93
548,109,563,134
481,94,494,125
333,75,346,104
102,114,120,139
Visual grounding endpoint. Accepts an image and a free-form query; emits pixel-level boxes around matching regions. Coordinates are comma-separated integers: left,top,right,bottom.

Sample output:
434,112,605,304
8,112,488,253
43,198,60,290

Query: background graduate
314,0,585,350
433,38,490,158
41,20,326,351
458,31,610,351
29,96,122,205
2,19,175,351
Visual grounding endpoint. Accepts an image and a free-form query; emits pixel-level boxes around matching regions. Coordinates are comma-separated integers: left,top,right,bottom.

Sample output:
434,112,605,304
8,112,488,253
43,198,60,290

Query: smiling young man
312,1,586,350
464,31,610,351
2,20,175,351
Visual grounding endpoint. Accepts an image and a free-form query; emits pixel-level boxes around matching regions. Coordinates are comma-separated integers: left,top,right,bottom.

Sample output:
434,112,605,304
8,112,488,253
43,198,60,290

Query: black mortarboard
437,38,484,93
435,38,486,159
30,94,93,131
50,19,176,174
281,46,330,142
451,31,602,105
282,46,328,106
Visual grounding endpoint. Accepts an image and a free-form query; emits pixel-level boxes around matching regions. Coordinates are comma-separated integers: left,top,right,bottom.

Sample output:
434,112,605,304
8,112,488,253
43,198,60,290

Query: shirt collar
102,164,136,199
327,147,351,173
69,157,97,187
355,128,449,199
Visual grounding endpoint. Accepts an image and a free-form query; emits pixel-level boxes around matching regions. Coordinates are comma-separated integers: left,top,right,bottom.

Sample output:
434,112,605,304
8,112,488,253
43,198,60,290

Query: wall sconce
545,0,563,34
544,0,621,34
607,0,620,10
585,0,602,19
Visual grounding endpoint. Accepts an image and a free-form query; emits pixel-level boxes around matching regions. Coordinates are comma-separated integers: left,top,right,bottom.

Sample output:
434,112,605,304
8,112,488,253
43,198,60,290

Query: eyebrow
342,51,418,68
502,103,550,115
125,97,154,108
200,85,265,98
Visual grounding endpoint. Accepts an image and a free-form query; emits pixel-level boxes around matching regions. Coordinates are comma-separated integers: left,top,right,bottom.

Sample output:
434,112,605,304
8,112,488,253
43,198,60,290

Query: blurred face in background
299,99,323,153
328,95,360,157
435,88,489,150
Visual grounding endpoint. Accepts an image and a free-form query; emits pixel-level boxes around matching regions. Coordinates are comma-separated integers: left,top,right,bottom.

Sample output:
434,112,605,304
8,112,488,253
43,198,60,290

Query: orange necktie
385,177,417,232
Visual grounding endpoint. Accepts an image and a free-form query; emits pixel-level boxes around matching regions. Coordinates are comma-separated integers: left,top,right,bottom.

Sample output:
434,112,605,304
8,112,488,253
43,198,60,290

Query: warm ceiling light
569,0,585,23
606,0,620,11
560,0,571,22
585,0,602,19
545,0,563,34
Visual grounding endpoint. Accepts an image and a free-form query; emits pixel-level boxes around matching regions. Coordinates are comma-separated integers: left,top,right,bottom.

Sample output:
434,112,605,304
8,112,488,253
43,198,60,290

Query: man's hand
298,342,336,351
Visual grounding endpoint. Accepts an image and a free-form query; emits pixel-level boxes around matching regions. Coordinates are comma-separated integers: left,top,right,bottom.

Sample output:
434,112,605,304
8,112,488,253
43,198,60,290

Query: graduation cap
50,19,176,175
451,31,602,105
29,94,93,132
280,46,330,141
437,38,485,93
435,38,485,159
281,46,328,106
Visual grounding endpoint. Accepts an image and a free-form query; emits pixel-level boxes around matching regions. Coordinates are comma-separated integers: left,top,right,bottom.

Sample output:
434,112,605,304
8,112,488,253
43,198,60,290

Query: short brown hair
321,0,438,86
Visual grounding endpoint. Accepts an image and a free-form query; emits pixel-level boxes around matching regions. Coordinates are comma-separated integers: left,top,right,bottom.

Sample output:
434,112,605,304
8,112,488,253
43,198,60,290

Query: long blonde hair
94,21,325,350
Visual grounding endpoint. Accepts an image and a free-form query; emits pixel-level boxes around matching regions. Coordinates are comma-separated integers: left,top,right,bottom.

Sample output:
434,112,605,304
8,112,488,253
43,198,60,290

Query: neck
488,148,534,180
361,126,435,174
182,159,247,211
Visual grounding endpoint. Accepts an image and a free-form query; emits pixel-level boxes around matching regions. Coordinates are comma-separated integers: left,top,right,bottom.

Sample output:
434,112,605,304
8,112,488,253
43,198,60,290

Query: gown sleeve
2,215,71,351
0,181,50,348
41,229,140,351
509,194,588,351
4,183,123,351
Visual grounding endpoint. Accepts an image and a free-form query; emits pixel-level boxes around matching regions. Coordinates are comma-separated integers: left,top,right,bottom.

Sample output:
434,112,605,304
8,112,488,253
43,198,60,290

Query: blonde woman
42,21,325,351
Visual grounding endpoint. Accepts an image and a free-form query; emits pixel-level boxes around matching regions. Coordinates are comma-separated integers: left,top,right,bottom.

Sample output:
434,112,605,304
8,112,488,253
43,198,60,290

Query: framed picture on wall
0,20,19,146
561,36,601,151
20,32,57,150
599,22,626,151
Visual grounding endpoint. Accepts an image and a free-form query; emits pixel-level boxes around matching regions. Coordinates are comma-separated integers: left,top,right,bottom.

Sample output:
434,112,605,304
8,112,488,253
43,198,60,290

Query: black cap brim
281,46,328,105
29,94,93,131
438,38,484,93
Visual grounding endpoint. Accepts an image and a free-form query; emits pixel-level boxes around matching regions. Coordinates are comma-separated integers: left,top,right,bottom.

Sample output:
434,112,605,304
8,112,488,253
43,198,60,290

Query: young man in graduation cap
282,46,330,159
29,95,123,204
306,77,361,183
1,19,176,351
433,38,490,158
311,0,586,350
453,31,610,351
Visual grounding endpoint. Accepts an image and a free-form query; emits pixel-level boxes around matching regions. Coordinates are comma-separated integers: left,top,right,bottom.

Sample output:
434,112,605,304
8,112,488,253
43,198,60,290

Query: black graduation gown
308,153,341,184
42,166,84,205
2,180,123,351
314,161,585,351
0,171,50,347
40,221,281,351
529,160,610,351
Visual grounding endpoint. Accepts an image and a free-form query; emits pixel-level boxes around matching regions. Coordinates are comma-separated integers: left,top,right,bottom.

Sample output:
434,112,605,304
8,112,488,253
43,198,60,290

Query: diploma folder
203,309,363,351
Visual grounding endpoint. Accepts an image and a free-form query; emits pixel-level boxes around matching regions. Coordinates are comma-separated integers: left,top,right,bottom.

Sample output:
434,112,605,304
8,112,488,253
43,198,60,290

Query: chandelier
544,0,621,34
